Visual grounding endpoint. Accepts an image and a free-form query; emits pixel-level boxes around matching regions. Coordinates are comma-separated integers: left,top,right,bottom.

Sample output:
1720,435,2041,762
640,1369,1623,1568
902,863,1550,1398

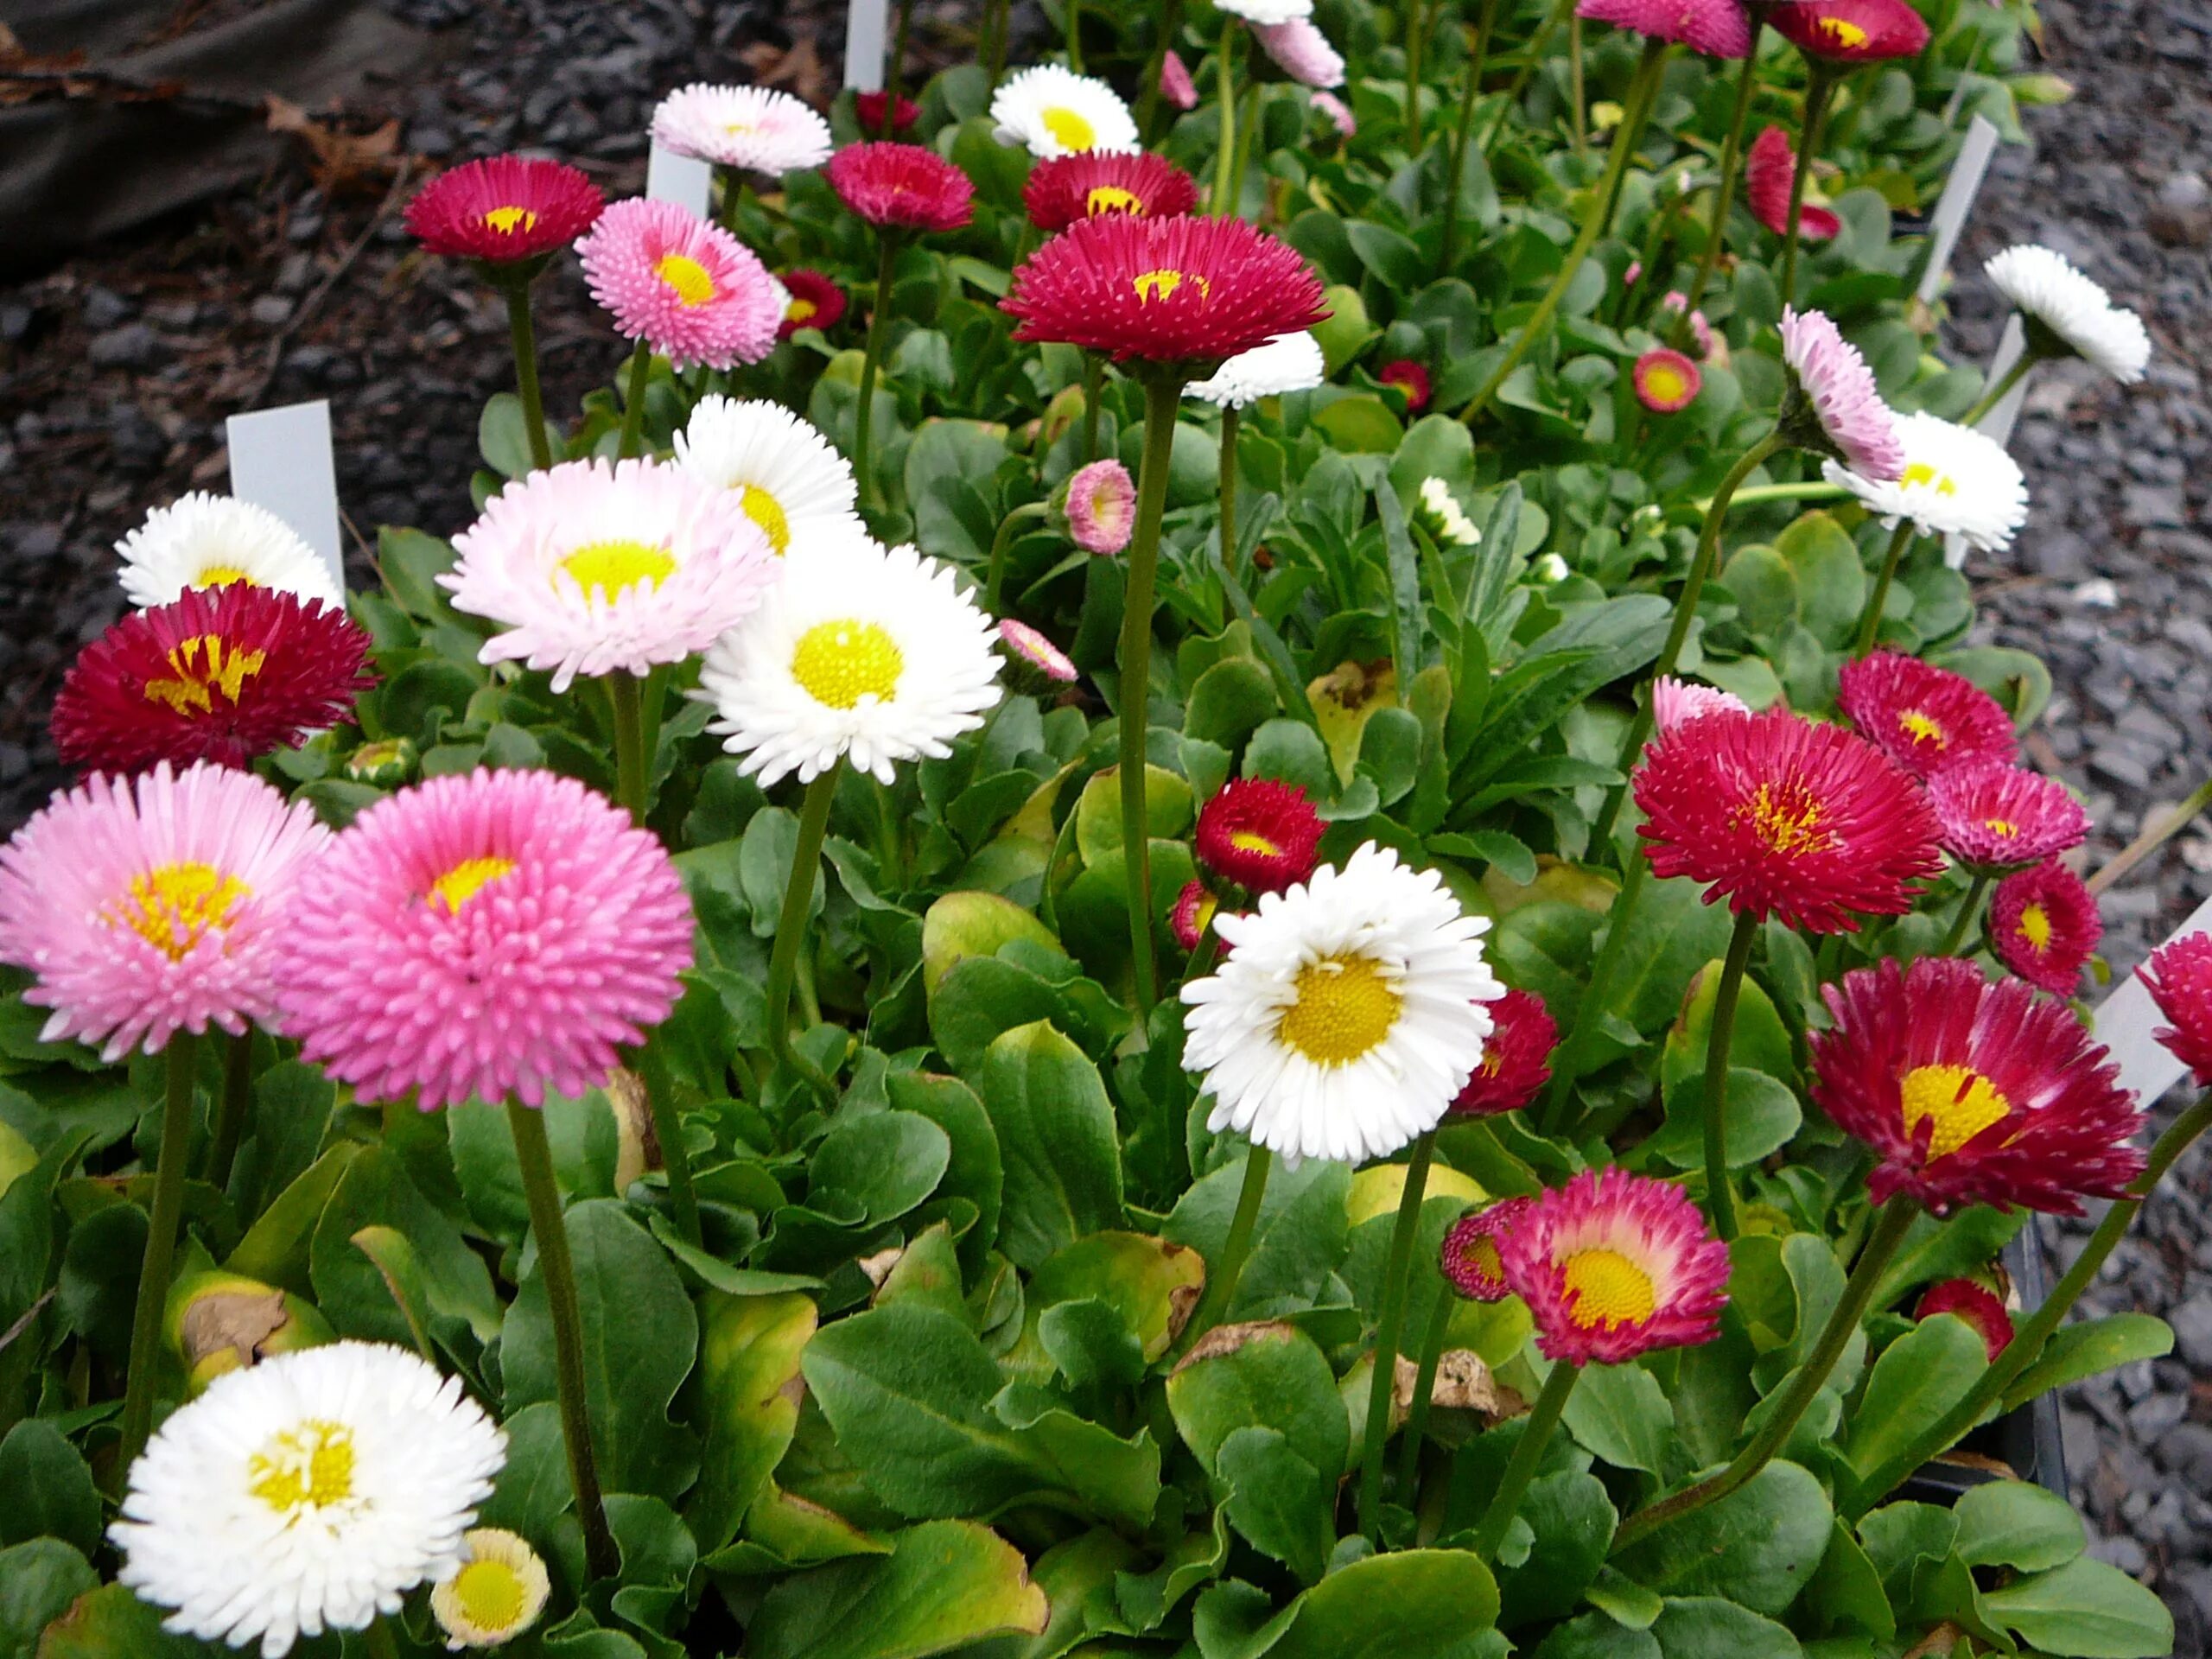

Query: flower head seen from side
652,83,834,174
1916,1277,2014,1361
1811,956,2145,1214
1254,18,1347,86
1185,330,1328,409
442,457,774,693
1173,880,1221,951
855,89,922,134
111,1341,505,1658
1449,988,1557,1116
990,66,1141,158
701,537,1004,786
996,618,1079,689
0,762,326,1061
1633,346,1701,412
1835,651,2019,780
1417,476,1483,546
1003,213,1330,369
2139,931,2212,1086
118,493,345,613
1825,410,2029,554
778,268,846,336
1928,761,2089,874
1179,842,1503,1166
430,1528,551,1651
1990,861,2101,998
1377,359,1431,413
1161,48,1201,111
576,197,783,370
1745,125,1840,241
825,142,976,233
1065,458,1137,554
1310,90,1357,137
1022,151,1199,233
1778,307,1905,480
403,155,605,267
1441,1198,1535,1302
1770,0,1932,60
1576,0,1751,57
272,768,692,1110
1634,706,1942,934
1195,776,1325,894
1659,291,1719,359
1650,674,1749,738
1214,0,1314,23
1497,1167,1730,1364
1984,244,2152,384
54,584,375,773
672,396,863,560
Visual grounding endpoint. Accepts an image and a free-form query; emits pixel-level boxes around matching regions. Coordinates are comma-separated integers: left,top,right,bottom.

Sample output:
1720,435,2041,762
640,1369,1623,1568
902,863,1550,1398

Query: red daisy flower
1377,359,1432,414
1770,0,1931,60
1002,213,1331,367
1915,1277,2014,1361
1172,880,1219,951
824,142,976,234
855,90,921,133
1811,956,2145,1216
1450,988,1557,1116
2140,931,2212,1086
1929,761,2089,873
778,268,847,337
1633,347,1702,412
1634,707,1942,934
1990,861,2101,997
1577,0,1753,55
1441,1198,1535,1303
1193,776,1325,894
1745,126,1841,243
1022,152,1200,234
53,584,374,773
403,155,605,266
1836,651,2018,781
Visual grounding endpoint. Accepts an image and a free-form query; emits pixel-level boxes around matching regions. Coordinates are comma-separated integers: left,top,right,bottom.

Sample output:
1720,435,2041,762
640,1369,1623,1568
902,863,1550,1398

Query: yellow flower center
116,861,249,960
1134,267,1209,303
741,484,792,555
1086,184,1145,216
2017,901,2053,951
1457,1231,1504,1281
1041,105,1097,149
1982,817,2021,840
1899,1063,2012,1160
787,296,818,325
1902,461,1958,497
481,205,538,236
561,539,677,601
1227,830,1281,858
655,251,717,307
451,1558,529,1632
1561,1248,1657,1329
141,634,266,717
1643,364,1689,404
1898,709,1947,746
791,619,905,709
1817,15,1869,47
432,856,518,914
191,564,256,588
1741,781,1837,858
721,118,760,134
1276,953,1402,1066
248,1419,356,1512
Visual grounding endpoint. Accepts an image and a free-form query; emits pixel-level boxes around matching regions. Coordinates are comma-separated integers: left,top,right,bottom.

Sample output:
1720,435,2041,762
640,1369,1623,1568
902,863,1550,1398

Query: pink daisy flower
1990,861,2101,997
1651,674,1750,737
575,197,783,371
1065,459,1136,554
272,769,692,1110
1770,0,1932,61
1836,652,2018,780
1310,90,1357,138
1448,988,1556,1116
1441,1198,1535,1302
1928,761,2089,873
996,617,1078,685
1778,307,1905,480
1254,18,1346,87
1577,0,1752,57
0,763,327,1060
1660,291,1718,359
1633,346,1702,412
1746,126,1841,242
1497,1167,1730,1364
2139,932,2212,1086
1160,49,1200,112
1916,1278,2014,1360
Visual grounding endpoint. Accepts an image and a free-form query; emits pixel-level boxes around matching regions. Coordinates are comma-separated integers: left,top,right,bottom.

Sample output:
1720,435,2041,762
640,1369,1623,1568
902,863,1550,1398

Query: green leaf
1265,1548,1501,1659
29,1582,211,1659
921,892,1060,997
1954,1479,2087,1573
1216,1426,1332,1584
1532,1613,1660,1658
1612,1461,1830,1615
885,1072,1002,1279
1563,1362,1675,1475
1185,658,1280,750
966,1022,1123,1270
308,1145,499,1346
1346,220,1426,289
1843,1317,1987,1479
689,1291,818,1554
0,1422,99,1556
2002,1313,2173,1412
810,1111,950,1229
1496,1469,1618,1629
748,1520,1048,1659
225,1142,359,1295
1165,1319,1348,1483
0,1539,95,1654
1029,1231,1207,1365
1164,1154,1351,1322
1774,512,1866,650
1980,1557,2174,1658
1804,1518,1895,1641
1649,1598,1802,1659
1074,765,1192,864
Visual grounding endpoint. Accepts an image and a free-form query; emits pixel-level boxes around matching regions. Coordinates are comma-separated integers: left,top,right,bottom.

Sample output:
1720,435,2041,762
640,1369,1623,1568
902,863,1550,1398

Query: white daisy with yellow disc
1823,409,2028,555
989,66,1141,160
673,395,865,560
1180,842,1503,1166
430,1527,551,1649
1183,330,1326,410
1984,243,2151,384
117,492,345,613
699,536,1004,786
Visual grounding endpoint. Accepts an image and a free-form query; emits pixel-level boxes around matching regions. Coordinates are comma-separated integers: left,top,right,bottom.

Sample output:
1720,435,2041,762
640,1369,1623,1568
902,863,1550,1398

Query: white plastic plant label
2094,893,2212,1113
845,0,890,92
227,400,342,584
646,137,714,218
1916,115,2001,306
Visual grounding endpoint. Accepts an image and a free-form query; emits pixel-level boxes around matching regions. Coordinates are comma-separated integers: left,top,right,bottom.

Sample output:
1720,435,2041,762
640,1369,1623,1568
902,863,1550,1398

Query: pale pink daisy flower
1310,90,1357,137
271,769,692,1110
651,83,833,175
1577,0,1752,56
997,618,1078,683
442,457,776,694
1066,459,1136,554
1254,18,1345,86
1778,306,1905,480
1160,49,1200,111
1651,674,1750,737
0,763,326,1061
576,198,783,371
1661,290,1717,358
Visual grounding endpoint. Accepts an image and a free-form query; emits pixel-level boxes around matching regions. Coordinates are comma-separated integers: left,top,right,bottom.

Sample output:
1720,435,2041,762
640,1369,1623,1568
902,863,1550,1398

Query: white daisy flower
117,493,344,613
430,1528,551,1650
1181,842,1503,1166
111,1341,505,1658
989,66,1141,159
673,395,865,559
700,537,1004,785
1417,476,1483,547
1984,244,2152,384
652,83,834,175
1183,331,1327,410
1217,0,1316,21
1823,409,2030,554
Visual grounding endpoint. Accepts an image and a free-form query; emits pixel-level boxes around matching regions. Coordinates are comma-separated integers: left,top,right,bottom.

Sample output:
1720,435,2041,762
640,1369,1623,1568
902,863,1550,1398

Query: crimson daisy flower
1441,1198,1535,1303
1377,359,1432,414
1811,956,2145,1215
778,268,846,337
1634,707,1942,934
1929,761,2089,874
1770,0,1931,60
1633,347,1701,412
1990,861,2101,997
1915,1277,2014,1361
855,90,921,133
1745,125,1841,243
53,584,374,773
1577,0,1752,55
2140,931,2212,1086
824,142,976,233
1194,776,1325,894
1835,652,2018,781
1450,988,1556,1116
404,156,605,267
1172,880,1219,951
1022,152,1199,234
1002,213,1331,368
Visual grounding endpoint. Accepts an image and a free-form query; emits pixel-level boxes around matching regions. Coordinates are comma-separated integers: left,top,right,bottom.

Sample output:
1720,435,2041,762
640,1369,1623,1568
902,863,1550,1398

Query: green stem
508,1098,620,1582
115,1033,198,1486
1937,871,1992,957
1395,1282,1455,1503
364,1617,403,1659
986,502,1051,613
1671,22,1764,347
1567,14,1586,157
2088,773,2212,896
885,0,915,118
204,1028,251,1194
1961,350,2035,427
616,338,652,461
1439,0,1504,279
1064,0,1084,71
1211,18,1241,216
1357,1132,1436,1536
1217,404,1240,576
503,282,556,472
1537,852,1650,1135
628,1037,699,1248
1471,1359,1580,1559
1119,372,1185,1017
763,767,840,1090
1405,0,1433,146
1853,519,1917,656
854,233,901,520
1457,38,1668,423
1703,480,1849,512
1135,0,1186,141
1777,67,1834,305
1701,911,1760,1243
607,673,649,825
1082,355,1105,464
985,0,1013,93
1178,1145,1272,1352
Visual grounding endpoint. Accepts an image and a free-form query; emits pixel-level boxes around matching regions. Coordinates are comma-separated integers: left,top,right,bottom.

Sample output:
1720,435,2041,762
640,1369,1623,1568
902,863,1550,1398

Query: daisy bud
430,1528,552,1650
1441,1198,1535,1302
1915,1277,2015,1362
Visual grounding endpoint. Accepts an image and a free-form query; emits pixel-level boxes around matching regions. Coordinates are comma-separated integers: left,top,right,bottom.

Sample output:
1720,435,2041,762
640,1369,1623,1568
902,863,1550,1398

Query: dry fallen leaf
267,94,400,196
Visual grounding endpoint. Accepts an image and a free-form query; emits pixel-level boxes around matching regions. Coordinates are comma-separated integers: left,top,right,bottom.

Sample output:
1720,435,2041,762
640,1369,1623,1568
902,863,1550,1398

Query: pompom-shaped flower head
1576,0,1751,56
272,768,691,1109
1835,652,2018,780
701,537,1004,786
1441,1198,1535,1302
1778,307,1905,480
54,585,374,774
673,396,863,560
1984,244,2152,385
1161,48,1201,111
1450,988,1557,1116
1827,410,2029,554
111,1341,505,1658
1023,152,1200,232
1254,18,1347,86
1928,761,2089,874
825,142,976,233
1180,842,1504,1166
118,493,345,613
1065,458,1137,554
1003,213,1331,371
430,1528,551,1651
1916,1278,2014,1361
1633,347,1701,412
1746,125,1840,242
1185,330,1328,410
991,66,1141,158
2139,932,2212,1087
1651,674,1749,737
856,89,922,135
1770,0,1931,61
442,457,775,693
1813,957,2145,1214
1196,776,1325,895
996,618,1079,691
403,156,605,271
652,83,834,174
576,197,783,370
778,268,846,336
1377,359,1431,414
1990,861,2101,998
1635,706,1942,934
1497,1168,1730,1364
0,763,326,1061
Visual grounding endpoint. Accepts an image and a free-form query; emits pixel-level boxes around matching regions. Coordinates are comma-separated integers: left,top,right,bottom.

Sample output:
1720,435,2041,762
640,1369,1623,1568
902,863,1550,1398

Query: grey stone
2170,1294,2212,1369
81,286,132,329
86,323,159,371
248,295,295,327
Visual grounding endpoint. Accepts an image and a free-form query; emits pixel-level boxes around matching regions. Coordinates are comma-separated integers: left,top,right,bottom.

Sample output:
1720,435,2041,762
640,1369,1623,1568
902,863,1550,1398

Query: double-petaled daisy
1826,410,2028,554
1173,880,1224,951
1577,0,1751,55
111,1342,506,1658
778,268,846,336
1065,458,1137,554
1253,19,1346,86
990,66,1141,159
1179,842,1504,1166
576,198,784,371
1777,307,1905,480
1633,347,1701,412
117,493,344,613
825,143,976,233
1990,861,2101,998
1835,652,2018,780
1185,330,1327,409
1161,48,1200,111
429,1529,551,1650
700,537,1004,786
1215,0,1314,23
651,83,834,175
1022,152,1200,233
1984,244,2152,385
1441,1198,1534,1302
1769,0,1930,60
996,618,1078,689
1651,675,1749,737
403,155,606,267
1418,476,1482,546
673,396,864,560
1195,776,1325,895
1745,126,1840,242
1928,761,2089,874
2142,932,2212,1086
1916,1278,2013,1361
1449,988,1557,1116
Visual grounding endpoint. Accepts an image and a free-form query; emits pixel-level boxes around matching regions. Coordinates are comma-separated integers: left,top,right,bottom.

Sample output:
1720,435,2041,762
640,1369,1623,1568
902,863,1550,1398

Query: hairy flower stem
616,338,652,461
1178,1145,1272,1352
2089,774,2212,896
1357,1131,1436,1537
1119,372,1185,1018
365,1618,404,1659
1471,1359,1580,1559
1702,911,1761,1242
607,672,650,826
115,1033,198,1490
1438,0,1505,280
1135,0,1186,141
1961,351,2036,427
1853,519,1918,656
1670,17,1766,348
1211,19,1241,216
203,1029,252,1194
1217,404,1240,575
1082,355,1105,464
1937,872,1993,958
628,1037,700,1247
986,502,1052,613
502,281,556,472
1537,852,1651,1135
764,766,841,1097
1777,66,1835,304
885,0,916,118
1395,1282,1455,1501
1484,0,1574,153
853,234,902,522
